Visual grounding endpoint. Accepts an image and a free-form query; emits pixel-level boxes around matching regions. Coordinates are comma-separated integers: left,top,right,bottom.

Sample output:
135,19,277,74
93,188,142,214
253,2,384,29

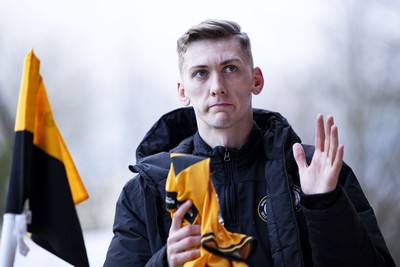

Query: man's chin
209,113,233,128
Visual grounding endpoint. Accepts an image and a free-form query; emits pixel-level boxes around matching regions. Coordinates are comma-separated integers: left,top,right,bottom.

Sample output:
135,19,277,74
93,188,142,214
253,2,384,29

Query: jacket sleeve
103,176,169,267
301,164,396,267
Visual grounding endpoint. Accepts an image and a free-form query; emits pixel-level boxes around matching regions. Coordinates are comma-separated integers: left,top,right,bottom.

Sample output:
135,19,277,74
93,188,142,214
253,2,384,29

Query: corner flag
0,50,89,267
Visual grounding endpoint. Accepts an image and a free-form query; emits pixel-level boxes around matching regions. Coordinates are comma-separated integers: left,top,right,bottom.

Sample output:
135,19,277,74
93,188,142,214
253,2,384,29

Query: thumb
292,143,307,172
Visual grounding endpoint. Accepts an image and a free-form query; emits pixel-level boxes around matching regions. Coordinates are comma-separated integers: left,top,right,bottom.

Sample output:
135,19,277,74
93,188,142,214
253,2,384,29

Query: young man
104,19,395,267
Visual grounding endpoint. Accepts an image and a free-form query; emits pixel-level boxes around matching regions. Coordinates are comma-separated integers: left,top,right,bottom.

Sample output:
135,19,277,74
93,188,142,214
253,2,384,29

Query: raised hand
167,200,201,267
292,114,344,195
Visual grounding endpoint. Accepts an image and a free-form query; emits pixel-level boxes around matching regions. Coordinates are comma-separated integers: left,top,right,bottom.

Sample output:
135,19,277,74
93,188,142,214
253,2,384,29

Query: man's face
179,37,263,132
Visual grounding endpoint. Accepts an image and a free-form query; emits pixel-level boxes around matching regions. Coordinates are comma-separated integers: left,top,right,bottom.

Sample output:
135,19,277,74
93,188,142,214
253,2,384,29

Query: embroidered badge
257,195,268,223
292,184,302,212
257,185,302,223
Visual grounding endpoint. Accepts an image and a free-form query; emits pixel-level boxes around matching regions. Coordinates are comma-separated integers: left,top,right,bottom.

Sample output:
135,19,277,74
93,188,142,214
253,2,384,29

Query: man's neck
198,123,253,149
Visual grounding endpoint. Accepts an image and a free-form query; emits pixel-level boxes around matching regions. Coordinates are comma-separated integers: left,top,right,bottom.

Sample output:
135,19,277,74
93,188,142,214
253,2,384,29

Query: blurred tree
342,1,400,263
288,0,400,263
0,88,13,227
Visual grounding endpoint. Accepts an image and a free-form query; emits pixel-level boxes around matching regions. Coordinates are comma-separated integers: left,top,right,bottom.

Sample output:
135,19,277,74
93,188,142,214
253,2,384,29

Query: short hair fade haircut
176,19,254,72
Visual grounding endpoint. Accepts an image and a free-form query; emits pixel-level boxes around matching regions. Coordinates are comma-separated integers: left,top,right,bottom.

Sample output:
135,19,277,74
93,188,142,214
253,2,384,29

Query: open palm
293,114,344,195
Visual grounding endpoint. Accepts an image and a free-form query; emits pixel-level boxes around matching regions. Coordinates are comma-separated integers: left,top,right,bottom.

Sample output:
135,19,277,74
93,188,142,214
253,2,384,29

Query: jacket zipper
224,147,231,162
223,147,237,225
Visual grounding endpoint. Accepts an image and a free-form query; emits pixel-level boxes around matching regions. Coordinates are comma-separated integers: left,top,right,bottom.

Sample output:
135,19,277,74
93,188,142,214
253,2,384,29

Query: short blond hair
177,19,254,72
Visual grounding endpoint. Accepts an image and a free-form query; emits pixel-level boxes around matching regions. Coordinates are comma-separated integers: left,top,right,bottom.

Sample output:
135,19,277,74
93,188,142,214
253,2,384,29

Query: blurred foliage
283,0,400,263
0,88,13,226
0,143,11,223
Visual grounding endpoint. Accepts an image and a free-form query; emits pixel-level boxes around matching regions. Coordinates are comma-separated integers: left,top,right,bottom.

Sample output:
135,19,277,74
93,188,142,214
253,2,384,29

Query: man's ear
251,67,264,95
177,82,190,106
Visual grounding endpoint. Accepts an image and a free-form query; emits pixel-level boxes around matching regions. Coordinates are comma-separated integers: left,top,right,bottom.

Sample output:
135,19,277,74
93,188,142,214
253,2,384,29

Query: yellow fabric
166,153,255,267
14,50,88,204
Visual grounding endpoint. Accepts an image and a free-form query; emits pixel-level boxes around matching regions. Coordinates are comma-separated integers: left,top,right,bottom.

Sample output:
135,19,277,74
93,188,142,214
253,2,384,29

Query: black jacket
104,107,395,267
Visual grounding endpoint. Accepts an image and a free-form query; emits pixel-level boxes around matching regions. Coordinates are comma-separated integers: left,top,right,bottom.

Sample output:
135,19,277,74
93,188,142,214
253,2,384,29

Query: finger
167,225,201,267
179,229,202,248
171,200,193,231
167,224,200,248
333,144,344,172
293,143,308,172
169,247,201,267
180,248,201,264
329,125,339,164
315,114,325,151
324,115,334,154
170,227,201,253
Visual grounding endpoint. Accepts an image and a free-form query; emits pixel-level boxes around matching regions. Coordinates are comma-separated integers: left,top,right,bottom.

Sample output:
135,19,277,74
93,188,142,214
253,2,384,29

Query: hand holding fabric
167,200,201,267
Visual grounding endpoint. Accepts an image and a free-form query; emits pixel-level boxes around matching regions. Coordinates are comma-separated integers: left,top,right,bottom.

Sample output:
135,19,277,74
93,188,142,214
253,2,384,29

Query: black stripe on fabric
5,131,34,213
4,130,89,267
29,145,89,267
201,232,257,262
171,154,205,176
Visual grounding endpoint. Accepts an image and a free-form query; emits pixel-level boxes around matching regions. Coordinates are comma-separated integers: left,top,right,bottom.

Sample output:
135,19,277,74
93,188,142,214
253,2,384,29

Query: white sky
0,0,329,82
0,0,334,227
1,1,400,266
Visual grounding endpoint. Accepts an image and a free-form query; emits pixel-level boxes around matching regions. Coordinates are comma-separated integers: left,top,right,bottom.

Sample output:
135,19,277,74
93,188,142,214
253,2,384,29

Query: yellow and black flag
166,153,256,267
0,50,89,266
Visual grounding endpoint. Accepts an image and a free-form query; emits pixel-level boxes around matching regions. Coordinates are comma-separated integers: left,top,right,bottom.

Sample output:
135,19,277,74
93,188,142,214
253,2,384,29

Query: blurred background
0,0,399,266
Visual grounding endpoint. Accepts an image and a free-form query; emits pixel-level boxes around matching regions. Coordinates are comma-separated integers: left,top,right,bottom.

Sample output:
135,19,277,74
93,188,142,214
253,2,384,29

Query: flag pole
0,214,17,267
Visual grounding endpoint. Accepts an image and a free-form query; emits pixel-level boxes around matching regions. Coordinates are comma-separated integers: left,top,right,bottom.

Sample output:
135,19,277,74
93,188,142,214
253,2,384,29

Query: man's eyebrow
189,64,208,71
189,58,242,71
220,58,242,66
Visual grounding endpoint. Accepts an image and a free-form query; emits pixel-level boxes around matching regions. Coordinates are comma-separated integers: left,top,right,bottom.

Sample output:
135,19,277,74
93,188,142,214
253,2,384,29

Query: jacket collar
135,107,301,164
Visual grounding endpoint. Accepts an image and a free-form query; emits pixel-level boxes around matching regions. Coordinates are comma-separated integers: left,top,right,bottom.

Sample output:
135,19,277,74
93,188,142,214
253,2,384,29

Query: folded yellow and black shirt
166,153,256,266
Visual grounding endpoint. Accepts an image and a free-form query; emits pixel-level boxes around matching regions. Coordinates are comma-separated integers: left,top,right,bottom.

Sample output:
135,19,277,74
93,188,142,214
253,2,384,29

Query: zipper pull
224,147,231,162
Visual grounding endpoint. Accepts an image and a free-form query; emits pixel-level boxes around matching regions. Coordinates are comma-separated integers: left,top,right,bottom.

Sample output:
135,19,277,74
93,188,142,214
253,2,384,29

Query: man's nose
210,73,227,96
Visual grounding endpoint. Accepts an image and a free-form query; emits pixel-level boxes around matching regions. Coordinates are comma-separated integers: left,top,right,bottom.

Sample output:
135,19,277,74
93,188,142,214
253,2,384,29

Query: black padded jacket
104,107,395,267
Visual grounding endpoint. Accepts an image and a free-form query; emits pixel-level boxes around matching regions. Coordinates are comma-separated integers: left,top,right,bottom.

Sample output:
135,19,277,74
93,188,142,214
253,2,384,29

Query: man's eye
194,70,207,77
225,66,237,73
